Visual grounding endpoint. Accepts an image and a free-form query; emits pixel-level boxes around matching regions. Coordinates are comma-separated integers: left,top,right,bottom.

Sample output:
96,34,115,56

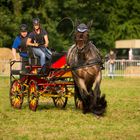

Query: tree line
0,0,140,54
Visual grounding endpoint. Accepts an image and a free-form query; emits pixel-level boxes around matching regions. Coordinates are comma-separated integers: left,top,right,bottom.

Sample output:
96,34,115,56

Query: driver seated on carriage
26,18,52,73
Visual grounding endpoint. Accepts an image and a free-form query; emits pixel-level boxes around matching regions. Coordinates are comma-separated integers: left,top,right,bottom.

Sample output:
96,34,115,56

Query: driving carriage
10,19,107,115
9,50,74,111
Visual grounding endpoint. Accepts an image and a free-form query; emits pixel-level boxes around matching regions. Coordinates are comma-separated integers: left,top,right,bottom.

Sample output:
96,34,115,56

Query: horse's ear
87,20,93,30
74,19,80,28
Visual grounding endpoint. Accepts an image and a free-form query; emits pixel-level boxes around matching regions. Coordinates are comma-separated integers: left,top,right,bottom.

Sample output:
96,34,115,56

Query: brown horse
67,23,107,115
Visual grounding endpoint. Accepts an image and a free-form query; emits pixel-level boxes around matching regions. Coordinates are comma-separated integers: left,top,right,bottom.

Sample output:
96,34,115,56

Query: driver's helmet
33,18,40,26
20,24,28,32
77,23,88,32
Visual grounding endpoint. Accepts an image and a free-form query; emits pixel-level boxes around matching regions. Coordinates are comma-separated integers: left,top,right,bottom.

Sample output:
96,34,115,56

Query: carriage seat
27,47,52,74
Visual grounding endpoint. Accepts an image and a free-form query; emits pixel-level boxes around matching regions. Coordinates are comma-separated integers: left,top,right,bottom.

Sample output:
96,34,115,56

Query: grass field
0,76,140,140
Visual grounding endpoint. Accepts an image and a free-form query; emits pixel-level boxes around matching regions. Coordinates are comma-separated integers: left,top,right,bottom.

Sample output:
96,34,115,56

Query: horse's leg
93,71,102,102
74,77,91,113
91,71,107,115
73,80,83,109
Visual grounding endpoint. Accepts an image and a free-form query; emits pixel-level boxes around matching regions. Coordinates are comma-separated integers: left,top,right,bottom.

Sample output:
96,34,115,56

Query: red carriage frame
9,53,74,111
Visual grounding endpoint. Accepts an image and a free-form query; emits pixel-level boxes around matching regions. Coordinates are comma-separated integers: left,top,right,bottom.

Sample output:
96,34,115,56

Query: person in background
108,49,116,79
26,18,52,73
12,24,29,70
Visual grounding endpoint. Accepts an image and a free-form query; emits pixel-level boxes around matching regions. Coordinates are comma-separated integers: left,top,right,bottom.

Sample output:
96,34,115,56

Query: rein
67,42,103,71
69,59,102,70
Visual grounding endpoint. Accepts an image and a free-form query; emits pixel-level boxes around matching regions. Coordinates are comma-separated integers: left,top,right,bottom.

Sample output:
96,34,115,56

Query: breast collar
76,41,89,53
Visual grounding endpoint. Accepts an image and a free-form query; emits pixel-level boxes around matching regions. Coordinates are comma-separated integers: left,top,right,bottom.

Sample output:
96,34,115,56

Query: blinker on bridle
75,23,89,50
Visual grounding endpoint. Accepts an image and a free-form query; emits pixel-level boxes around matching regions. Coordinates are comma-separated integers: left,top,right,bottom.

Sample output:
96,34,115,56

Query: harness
70,59,102,70
67,42,103,70
19,36,28,53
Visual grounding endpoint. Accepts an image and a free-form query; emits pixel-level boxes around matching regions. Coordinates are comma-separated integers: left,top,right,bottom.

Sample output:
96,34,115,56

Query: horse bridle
74,37,103,70
75,31,89,51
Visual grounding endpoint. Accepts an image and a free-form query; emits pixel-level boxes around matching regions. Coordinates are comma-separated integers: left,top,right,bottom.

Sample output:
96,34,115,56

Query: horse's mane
67,44,77,66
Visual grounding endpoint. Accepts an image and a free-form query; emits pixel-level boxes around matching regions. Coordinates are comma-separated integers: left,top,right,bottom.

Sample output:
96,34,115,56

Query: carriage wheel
28,80,39,111
9,80,24,109
52,85,68,108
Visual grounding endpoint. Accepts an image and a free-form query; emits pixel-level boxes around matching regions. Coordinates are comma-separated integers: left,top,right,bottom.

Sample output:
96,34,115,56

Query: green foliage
0,0,140,53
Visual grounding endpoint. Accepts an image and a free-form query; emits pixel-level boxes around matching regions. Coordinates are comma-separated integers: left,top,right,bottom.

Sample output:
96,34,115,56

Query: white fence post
1,60,140,77
102,60,140,77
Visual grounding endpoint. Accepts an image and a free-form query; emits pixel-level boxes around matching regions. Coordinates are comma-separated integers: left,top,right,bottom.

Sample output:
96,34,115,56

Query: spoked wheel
52,85,68,108
28,80,39,111
9,80,24,109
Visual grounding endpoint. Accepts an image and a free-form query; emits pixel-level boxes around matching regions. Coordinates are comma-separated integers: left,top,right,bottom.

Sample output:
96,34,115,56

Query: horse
67,22,107,115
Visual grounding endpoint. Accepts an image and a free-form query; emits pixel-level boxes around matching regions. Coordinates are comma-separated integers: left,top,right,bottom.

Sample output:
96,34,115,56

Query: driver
26,18,52,71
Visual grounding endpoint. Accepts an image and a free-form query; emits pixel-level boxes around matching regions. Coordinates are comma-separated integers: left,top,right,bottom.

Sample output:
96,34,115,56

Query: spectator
108,50,116,79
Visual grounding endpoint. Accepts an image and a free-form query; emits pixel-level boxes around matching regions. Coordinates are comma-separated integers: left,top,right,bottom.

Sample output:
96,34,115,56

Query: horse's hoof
82,106,90,114
95,115,101,119
83,109,89,114
77,100,83,109
93,108,106,116
82,110,87,114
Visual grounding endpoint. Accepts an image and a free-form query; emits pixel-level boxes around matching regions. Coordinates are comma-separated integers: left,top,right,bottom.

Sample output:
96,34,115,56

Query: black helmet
77,23,88,32
33,18,40,25
20,24,28,32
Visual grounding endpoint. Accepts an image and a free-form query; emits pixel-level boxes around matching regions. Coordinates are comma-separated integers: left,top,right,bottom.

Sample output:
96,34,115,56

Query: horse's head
74,23,89,50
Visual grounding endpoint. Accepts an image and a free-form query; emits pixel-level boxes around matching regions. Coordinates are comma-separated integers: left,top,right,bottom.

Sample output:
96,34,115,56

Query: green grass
0,76,140,140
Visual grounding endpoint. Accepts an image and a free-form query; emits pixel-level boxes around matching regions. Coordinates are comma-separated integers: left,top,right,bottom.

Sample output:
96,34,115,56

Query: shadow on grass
20,98,76,112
